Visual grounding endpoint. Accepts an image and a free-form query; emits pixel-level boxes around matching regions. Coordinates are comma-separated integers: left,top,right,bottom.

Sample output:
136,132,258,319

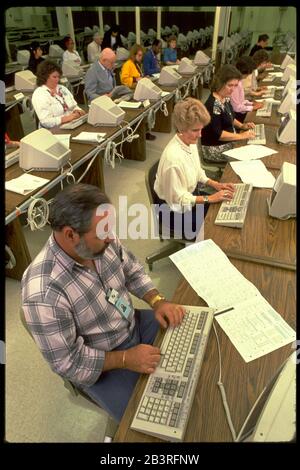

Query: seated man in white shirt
32,60,86,128
62,36,82,65
87,32,103,63
154,98,235,240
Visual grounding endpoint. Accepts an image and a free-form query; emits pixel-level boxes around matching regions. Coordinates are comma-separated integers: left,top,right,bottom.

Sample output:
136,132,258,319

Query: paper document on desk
55,134,71,149
118,101,141,108
72,132,106,143
169,239,260,310
161,91,171,97
223,145,278,161
230,160,275,188
5,173,49,195
215,295,296,362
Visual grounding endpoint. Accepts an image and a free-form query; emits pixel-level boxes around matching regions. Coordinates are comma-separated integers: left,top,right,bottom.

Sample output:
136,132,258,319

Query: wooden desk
203,165,296,270
234,125,296,171
114,260,296,442
245,105,282,128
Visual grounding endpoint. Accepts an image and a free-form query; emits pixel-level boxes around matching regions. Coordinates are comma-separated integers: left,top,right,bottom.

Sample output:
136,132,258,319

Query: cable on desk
213,322,237,442
147,108,156,130
26,196,50,231
181,81,191,100
175,88,181,103
5,244,16,270
159,99,168,117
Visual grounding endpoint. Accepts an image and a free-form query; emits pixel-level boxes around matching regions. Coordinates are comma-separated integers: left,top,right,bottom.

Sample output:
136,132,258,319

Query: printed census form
215,295,296,362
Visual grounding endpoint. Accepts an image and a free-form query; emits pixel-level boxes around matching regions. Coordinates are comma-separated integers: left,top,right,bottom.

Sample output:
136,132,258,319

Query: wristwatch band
149,294,166,308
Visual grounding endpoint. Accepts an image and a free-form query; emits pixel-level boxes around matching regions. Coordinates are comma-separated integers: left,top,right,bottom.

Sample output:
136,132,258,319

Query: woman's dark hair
211,64,242,92
36,60,62,86
30,41,41,53
235,56,256,75
49,184,111,235
252,49,269,67
258,34,269,43
110,24,120,34
63,35,72,49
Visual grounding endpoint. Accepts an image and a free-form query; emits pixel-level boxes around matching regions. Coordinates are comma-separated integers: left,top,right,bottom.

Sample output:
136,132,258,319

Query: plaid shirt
21,233,155,387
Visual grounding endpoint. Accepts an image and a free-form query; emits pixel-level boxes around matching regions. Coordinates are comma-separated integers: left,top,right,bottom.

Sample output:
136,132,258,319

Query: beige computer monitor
88,95,125,126
278,89,296,114
158,66,182,86
62,61,84,78
281,64,296,82
19,128,71,171
178,57,197,75
280,54,295,70
17,50,30,66
133,78,162,100
15,70,37,91
193,50,210,66
267,161,296,219
49,44,64,58
276,109,296,144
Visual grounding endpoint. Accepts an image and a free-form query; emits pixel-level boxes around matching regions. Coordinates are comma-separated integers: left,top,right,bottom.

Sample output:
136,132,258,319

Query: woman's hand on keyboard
125,344,161,374
208,190,234,203
61,111,81,124
154,302,186,329
240,130,256,140
241,122,255,130
213,182,235,193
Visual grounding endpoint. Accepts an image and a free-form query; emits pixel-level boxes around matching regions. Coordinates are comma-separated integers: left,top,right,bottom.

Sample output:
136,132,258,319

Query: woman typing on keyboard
201,65,256,163
154,98,235,240
32,60,86,128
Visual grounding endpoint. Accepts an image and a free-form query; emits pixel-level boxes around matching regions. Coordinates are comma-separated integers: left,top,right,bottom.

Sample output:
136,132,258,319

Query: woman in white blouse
32,60,86,128
62,36,82,65
154,98,235,239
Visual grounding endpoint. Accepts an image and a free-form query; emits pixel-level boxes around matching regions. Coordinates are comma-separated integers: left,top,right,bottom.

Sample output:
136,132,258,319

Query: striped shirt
21,233,155,387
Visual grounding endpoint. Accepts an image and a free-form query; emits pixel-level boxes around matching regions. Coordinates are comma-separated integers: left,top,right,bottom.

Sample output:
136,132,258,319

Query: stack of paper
5,173,49,195
229,159,275,188
72,132,106,143
223,144,278,161
169,239,296,362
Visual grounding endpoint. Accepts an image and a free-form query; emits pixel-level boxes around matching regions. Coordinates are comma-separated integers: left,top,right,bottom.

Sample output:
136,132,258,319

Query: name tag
106,288,133,321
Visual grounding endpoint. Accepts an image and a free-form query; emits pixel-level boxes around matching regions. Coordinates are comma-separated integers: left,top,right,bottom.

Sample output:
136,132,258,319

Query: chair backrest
145,160,161,206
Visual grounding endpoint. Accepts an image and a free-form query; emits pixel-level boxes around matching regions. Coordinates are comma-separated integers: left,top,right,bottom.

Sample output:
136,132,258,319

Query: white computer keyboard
262,87,275,98
60,113,88,130
256,101,273,117
5,148,20,168
130,306,214,442
215,183,253,228
247,123,266,145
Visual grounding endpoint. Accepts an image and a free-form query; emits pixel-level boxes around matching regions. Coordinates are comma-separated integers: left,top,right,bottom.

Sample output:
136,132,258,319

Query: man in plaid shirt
21,184,185,422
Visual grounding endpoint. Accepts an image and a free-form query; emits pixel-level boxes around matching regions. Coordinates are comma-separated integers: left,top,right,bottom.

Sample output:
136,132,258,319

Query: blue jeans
80,309,160,423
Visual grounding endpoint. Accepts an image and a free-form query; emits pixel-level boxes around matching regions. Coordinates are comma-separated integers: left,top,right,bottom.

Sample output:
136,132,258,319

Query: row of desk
114,72,296,442
5,64,208,280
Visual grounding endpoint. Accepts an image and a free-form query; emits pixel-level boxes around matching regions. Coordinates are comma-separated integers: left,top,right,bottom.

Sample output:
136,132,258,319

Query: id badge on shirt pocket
106,288,133,321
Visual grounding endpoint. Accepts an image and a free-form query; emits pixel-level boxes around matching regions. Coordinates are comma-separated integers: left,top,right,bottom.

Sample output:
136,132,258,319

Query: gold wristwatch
149,294,166,308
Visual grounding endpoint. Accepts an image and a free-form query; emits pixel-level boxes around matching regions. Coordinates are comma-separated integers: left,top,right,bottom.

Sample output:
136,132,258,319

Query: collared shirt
21,234,155,387
87,40,102,63
230,80,253,114
163,47,177,63
32,84,80,128
99,61,114,87
62,49,82,65
154,134,209,213
143,49,160,75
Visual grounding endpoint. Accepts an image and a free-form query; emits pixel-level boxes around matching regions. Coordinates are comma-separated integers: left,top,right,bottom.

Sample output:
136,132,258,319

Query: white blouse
32,84,81,128
154,134,209,213
62,50,82,65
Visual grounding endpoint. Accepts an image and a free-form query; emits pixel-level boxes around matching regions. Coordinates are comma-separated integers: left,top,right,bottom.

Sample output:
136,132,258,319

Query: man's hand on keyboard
125,344,161,374
154,302,186,329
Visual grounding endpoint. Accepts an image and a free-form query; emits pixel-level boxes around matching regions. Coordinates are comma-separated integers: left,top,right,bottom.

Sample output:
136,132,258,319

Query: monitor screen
278,114,290,137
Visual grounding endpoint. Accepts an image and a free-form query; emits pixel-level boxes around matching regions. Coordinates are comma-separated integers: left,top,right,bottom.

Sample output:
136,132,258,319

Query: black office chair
145,161,186,271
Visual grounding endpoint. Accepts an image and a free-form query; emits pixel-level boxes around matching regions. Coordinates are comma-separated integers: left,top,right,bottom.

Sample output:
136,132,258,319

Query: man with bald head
84,48,117,102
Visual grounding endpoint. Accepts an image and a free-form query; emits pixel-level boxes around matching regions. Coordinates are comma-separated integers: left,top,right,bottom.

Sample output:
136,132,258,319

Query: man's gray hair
49,184,111,235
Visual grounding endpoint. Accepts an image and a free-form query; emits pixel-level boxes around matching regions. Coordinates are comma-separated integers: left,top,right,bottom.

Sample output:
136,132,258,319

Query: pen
214,307,234,317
